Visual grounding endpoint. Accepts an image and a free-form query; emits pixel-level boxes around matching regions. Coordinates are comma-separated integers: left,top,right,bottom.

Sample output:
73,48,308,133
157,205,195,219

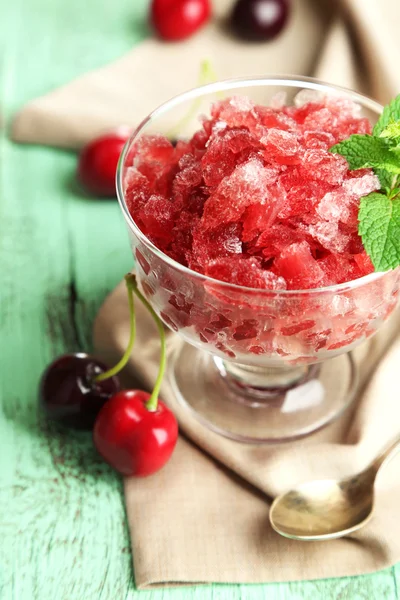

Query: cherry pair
150,0,289,42
40,274,178,477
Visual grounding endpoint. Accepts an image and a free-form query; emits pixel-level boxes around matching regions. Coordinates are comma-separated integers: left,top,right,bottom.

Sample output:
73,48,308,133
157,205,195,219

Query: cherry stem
95,274,136,383
129,278,166,412
94,273,166,412
167,59,217,140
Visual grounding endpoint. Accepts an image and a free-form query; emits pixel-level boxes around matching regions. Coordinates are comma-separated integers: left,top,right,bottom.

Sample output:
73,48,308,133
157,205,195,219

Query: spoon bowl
269,435,400,540
270,473,374,540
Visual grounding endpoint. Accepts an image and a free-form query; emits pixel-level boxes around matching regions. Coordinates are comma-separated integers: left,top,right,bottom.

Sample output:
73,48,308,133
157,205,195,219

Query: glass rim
116,74,390,296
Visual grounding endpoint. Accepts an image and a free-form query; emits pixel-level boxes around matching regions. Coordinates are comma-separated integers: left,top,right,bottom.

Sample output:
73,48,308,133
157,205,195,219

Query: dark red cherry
230,0,290,42
39,353,120,430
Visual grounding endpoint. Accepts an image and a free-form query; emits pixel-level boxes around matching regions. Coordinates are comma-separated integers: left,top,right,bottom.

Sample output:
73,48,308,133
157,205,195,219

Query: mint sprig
330,94,400,271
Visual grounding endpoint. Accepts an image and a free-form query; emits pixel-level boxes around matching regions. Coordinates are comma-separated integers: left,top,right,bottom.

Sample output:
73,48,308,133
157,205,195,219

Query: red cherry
93,390,178,476
77,130,130,197
151,0,211,41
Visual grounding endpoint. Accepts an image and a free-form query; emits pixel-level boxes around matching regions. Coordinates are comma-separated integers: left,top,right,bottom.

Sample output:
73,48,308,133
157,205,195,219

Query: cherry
230,0,290,42
93,276,178,476
77,130,131,197
39,273,178,477
93,390,178,476
151,0,211,41
39,353,120,430
40,274,136,430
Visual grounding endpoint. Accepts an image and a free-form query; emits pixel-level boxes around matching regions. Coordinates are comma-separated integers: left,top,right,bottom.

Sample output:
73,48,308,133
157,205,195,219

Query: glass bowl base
170,345,357,444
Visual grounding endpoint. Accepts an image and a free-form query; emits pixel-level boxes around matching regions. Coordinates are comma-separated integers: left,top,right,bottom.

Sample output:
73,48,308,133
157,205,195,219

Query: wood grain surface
0,0,399,597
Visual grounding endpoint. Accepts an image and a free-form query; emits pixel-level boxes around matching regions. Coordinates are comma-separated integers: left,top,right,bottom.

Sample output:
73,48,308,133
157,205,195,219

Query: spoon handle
370,434,400,474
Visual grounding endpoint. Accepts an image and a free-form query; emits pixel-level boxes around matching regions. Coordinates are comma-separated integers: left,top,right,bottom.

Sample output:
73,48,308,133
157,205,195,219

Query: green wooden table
1,0,399,597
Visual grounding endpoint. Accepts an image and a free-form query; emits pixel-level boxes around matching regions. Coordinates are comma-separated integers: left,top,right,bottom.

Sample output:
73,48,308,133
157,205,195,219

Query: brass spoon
269,436,400,541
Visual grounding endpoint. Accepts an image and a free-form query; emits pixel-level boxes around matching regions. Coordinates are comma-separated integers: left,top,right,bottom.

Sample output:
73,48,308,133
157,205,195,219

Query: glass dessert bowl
116,76,400,443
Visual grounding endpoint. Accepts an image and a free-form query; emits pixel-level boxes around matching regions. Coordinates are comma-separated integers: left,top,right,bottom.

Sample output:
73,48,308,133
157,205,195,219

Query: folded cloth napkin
94,284,400,588
11,0,400,589
12,0,400,149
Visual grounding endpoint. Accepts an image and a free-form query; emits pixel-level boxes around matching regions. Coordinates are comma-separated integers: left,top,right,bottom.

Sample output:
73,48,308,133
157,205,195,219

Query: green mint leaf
373,94,400,136
330,134,400,173
390,144,400,156
389,185,400,199
379,120,400,140
358,192,400,270
376,168,395,192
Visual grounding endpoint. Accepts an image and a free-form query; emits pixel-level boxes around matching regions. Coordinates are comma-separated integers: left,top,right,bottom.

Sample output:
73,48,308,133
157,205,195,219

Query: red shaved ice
125,93,380,292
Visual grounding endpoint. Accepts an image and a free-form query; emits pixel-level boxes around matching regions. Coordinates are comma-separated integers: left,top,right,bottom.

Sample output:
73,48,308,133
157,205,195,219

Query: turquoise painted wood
0,0,399,598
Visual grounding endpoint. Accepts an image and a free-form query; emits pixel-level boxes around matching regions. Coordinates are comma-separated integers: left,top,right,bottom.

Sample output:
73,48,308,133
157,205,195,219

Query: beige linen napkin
11,0,400,588
11,0,328,148
94,284,400,588
13,0,399,149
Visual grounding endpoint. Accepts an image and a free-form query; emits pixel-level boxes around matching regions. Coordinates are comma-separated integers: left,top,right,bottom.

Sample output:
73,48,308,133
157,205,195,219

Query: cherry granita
125,93,378,290
123,92,400,363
